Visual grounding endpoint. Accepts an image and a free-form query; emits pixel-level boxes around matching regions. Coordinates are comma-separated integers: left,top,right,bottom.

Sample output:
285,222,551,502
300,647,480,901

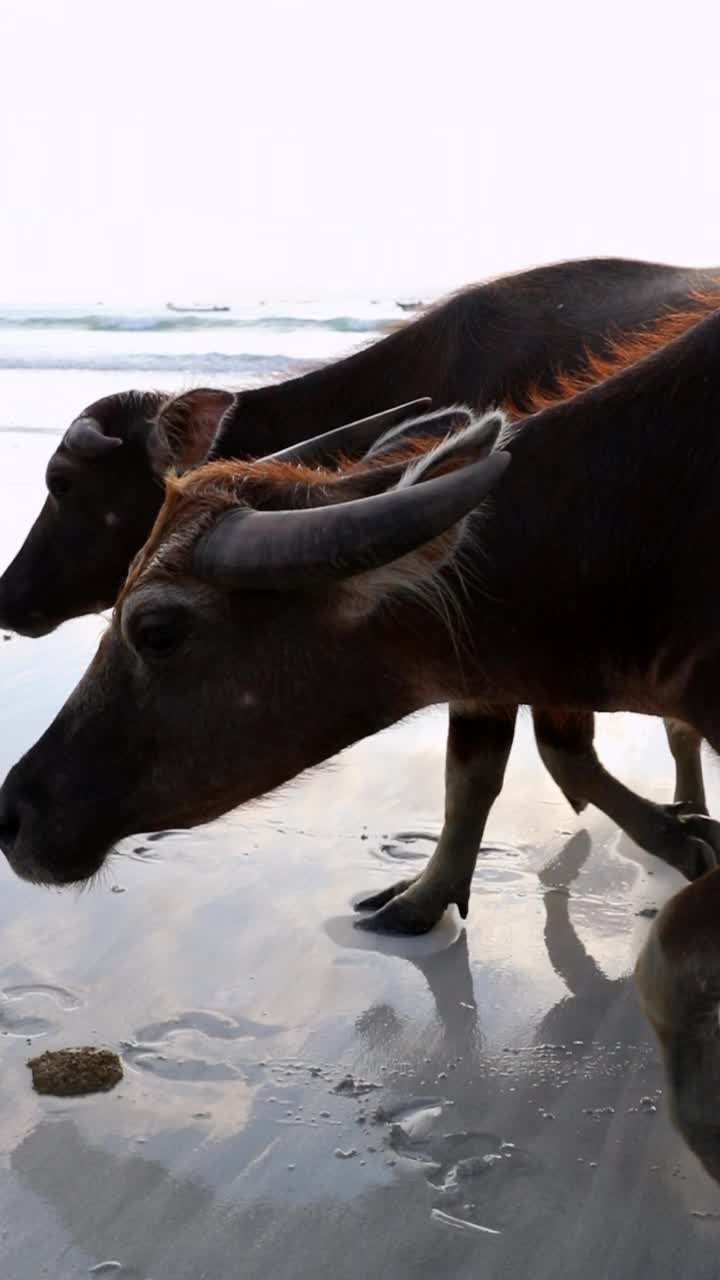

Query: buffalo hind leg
535,710,707,815
533,709,596,815
664,717,707,812
355,704,517,935
533,708,720,881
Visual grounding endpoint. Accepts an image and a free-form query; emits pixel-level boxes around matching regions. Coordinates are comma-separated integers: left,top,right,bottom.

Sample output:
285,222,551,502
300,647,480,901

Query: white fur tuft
340,406,509,661
366,403,473,460
396,407,509,490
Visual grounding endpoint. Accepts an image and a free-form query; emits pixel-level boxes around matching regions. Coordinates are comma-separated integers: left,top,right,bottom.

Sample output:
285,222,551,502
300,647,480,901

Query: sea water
0,296,402,432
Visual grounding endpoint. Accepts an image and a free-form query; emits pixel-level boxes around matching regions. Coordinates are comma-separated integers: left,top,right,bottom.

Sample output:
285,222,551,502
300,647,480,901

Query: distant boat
166,302,231,314
396,299,424,312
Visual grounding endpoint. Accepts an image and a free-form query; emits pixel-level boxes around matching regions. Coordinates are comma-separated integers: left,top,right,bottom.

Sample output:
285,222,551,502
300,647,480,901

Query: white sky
1,0,719,301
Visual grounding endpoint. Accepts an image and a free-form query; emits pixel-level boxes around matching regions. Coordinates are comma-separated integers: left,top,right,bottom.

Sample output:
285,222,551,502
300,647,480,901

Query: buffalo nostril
0,792,21,846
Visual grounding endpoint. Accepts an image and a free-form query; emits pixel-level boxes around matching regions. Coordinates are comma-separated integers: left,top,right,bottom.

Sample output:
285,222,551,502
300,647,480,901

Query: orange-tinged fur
505,288,720,417
124,290,720,604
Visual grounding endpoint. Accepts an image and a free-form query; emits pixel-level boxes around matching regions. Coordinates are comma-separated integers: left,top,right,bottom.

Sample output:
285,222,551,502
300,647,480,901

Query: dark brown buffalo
4,306,720,931
635,869,720,1186
1,257,718,640
1,260,717,816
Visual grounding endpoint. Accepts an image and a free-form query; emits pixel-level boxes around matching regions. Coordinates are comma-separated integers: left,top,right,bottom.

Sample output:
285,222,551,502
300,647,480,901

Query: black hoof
675,815,720,880
353,893,443,935
354,877,417,913
566,796,588,815
663,800,710,819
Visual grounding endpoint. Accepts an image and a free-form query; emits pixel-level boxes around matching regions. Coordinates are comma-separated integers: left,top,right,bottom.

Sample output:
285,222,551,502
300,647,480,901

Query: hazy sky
1,1,719,300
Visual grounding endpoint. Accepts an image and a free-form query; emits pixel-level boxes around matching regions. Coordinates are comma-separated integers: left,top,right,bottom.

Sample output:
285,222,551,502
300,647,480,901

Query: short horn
264,398,432,466
194,450,510,590
63,416,122,457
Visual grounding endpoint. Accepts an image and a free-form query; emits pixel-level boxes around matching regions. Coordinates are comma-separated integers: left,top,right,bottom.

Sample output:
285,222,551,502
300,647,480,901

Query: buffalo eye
130,615,184,660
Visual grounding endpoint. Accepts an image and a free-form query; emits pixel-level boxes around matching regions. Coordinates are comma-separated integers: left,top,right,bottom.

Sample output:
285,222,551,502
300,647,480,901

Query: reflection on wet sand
336,833,644,1227
11,822,720,1279
10,1115,488,1280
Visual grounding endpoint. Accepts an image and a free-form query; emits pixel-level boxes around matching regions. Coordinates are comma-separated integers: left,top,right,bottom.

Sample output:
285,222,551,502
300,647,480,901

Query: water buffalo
1,259,717,816
1,257,718,641
635,869,720,1186
4,303,720,932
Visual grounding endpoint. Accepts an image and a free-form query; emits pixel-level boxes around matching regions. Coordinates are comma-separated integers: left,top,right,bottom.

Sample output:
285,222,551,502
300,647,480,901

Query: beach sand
0,428,718,1278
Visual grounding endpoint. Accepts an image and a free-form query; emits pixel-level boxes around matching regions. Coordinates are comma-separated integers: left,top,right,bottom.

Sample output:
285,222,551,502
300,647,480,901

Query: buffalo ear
149,388,235,471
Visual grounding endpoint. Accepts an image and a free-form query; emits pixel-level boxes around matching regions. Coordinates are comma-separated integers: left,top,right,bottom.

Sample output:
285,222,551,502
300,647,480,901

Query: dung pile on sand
27,1047,123,1096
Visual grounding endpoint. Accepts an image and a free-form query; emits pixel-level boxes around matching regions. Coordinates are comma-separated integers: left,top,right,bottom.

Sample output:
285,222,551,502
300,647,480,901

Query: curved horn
63,416,123,458
194,450,510,591
333,408,506,497
264,398,432,466
364,407,474,461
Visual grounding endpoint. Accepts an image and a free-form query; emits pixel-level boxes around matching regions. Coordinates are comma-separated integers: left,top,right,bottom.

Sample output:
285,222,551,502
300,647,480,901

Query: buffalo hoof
566,796,589,815
662,800,710,819
353,891,444,935
354,878,418,915
354,874,469,934
672,813,720,880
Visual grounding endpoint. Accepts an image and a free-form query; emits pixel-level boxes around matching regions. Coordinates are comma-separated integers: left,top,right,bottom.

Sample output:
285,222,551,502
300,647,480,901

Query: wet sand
0,429,719,1277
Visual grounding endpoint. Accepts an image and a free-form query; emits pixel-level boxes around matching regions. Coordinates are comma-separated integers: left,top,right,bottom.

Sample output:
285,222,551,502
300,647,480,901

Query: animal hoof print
353,894,440,935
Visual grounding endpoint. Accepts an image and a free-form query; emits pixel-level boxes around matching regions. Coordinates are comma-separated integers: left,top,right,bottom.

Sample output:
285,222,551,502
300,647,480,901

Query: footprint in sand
0,982,82,1038
122,1009,284,1082
376,1093,540,1234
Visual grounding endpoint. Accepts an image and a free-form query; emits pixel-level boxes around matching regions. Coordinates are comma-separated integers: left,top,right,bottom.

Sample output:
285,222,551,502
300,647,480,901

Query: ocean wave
0,352,316,375
0,312,389,334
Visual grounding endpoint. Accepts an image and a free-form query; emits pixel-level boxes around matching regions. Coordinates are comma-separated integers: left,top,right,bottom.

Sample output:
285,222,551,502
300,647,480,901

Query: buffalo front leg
664,718,707,812
533,709,720,881
355,704,517,934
